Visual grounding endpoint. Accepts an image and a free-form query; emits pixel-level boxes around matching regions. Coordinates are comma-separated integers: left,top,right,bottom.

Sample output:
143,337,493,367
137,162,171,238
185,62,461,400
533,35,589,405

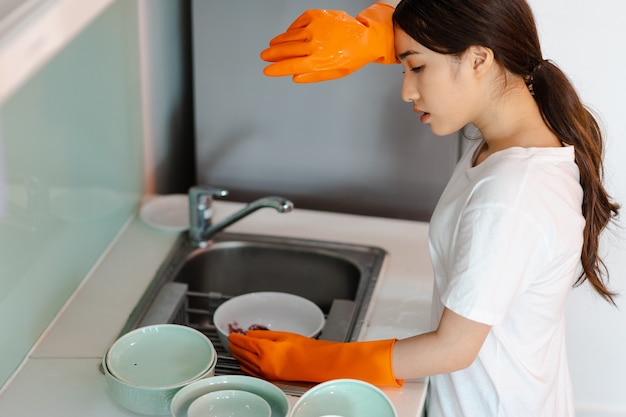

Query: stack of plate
170,375,290,417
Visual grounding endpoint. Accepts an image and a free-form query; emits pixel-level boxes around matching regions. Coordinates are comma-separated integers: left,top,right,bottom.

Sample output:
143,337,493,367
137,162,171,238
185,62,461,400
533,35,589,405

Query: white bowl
213,291,325,352
187,389,271,417
290,379,397,417
106,324,216,388
171,375,290,417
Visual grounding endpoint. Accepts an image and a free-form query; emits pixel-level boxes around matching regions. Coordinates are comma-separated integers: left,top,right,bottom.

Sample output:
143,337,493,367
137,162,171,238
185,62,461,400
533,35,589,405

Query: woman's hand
228,330,402,387
260,3,397,83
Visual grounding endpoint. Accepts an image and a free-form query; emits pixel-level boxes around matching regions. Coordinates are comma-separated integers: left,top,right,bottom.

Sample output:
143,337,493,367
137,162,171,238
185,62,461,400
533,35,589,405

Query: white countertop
0,200,434,417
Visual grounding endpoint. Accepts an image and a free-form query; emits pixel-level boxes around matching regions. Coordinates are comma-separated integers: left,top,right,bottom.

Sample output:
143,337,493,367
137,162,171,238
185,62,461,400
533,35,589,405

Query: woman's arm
227,306,491,385
393,308,491,379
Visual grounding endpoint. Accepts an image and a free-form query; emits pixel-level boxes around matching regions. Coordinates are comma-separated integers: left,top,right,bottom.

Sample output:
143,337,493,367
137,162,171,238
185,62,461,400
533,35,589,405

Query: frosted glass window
0,0,143,386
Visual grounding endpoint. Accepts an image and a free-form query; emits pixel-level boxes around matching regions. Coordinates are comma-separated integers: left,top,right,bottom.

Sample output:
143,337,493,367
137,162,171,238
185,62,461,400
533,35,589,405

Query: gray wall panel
192,0,460,220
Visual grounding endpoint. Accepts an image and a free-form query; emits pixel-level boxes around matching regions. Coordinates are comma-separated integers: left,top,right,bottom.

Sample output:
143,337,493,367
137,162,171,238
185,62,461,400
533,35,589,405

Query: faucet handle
188,186,229,243
189,185,228,209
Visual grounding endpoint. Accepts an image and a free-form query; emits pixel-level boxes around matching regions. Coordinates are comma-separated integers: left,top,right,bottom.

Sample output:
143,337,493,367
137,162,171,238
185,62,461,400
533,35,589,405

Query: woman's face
394,28,481,136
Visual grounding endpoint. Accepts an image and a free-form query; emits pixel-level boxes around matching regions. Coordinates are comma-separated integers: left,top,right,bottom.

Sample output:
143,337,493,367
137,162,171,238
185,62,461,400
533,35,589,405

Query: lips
413,107,431,123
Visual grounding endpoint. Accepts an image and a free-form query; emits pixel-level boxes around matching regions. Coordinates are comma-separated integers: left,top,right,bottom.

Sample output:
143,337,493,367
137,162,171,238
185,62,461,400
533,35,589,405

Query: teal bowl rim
170,374,290,417
105,324,217,389
291,378,398,417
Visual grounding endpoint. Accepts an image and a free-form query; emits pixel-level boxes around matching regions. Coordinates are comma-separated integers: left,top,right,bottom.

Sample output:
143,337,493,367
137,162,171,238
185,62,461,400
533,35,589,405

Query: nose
400,75,420,103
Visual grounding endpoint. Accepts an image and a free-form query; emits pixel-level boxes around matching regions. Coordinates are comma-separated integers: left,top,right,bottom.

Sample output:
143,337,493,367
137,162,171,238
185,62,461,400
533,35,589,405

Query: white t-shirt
427,140,584,417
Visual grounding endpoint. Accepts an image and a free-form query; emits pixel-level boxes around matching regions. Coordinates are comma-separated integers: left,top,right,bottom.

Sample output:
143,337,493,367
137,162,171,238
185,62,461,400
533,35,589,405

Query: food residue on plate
228,321,269,334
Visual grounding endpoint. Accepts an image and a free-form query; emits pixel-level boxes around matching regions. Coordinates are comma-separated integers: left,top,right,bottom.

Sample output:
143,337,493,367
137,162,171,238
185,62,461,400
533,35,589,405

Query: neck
472,74,560,163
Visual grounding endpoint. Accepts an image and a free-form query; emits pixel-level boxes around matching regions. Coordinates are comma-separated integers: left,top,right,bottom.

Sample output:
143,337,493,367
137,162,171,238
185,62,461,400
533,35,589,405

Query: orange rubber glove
260,3,397,83
228,330,403,387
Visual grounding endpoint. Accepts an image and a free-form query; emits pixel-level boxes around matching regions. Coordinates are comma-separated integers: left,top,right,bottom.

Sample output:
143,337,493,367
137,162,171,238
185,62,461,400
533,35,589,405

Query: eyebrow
397,50,421,60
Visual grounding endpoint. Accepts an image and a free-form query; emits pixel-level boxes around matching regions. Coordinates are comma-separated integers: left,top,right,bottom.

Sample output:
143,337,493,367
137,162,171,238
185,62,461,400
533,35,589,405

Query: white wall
527,1,626,415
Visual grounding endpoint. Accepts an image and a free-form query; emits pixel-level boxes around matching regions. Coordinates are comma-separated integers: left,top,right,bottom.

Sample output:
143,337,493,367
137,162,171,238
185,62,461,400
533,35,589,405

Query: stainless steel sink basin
179,240,364,313
120,231,386,395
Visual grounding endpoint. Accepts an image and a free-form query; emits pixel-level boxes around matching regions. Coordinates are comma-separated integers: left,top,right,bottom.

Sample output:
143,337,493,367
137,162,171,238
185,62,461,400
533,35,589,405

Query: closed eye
402,66,424,75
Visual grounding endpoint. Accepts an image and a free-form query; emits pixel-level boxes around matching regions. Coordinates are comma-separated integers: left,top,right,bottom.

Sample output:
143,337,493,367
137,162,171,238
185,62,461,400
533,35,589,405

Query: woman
229,1,619,415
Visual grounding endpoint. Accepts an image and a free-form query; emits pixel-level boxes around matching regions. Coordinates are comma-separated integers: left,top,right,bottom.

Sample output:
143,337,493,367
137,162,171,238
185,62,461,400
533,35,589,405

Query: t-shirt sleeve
441,204,550,325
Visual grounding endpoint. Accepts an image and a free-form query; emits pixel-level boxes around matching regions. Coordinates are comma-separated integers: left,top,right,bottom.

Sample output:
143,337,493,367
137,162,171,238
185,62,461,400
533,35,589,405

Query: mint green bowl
106,324,215,388
102,324,217,415
290,379,397,417
187,389,271,417
171,375,290,417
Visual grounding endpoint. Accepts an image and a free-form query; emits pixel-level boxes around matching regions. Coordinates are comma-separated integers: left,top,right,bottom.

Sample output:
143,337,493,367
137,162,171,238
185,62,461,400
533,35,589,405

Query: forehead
393,28,429,58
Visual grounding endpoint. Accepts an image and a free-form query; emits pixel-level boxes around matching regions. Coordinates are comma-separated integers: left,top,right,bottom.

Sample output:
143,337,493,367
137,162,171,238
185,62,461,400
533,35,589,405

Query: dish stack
101,295,397,417
170,375,290,417
102,324,217,415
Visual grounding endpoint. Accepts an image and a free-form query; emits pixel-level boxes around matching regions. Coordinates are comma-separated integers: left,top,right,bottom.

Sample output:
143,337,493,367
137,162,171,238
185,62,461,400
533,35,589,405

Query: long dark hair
393,0,620,304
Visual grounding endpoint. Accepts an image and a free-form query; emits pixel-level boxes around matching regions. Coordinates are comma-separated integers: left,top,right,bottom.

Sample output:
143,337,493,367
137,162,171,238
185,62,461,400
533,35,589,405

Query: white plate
140,194,189,231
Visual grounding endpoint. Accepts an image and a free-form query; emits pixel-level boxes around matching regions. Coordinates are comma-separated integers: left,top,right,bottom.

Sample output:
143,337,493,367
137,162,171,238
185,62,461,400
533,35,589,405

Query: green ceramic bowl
171,375,290,417
187,389,271,417
290,379,397,417
102,324,217,415
106,324,215,388
102,354,216,415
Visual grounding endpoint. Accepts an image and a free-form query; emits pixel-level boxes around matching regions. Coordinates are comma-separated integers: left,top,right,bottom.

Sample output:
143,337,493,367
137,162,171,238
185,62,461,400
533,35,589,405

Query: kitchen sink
120,232,387,395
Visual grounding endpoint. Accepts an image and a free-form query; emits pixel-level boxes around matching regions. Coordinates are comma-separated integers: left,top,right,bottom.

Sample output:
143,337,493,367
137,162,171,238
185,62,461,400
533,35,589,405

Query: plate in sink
140,194,190,232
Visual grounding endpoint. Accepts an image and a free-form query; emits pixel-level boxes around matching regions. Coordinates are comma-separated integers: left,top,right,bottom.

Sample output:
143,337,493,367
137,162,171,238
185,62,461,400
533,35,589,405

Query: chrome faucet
187,185,294,247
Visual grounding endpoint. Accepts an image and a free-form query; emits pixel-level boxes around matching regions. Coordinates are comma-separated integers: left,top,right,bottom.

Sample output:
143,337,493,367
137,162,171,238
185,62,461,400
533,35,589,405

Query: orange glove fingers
261,42,313,64
266,29,311,50
283,9,351,32
263,58,348,78
282,9,317,32
240,329,279,339
230,329,285,343
228,332,269,376
238,363,265,379
293,69,352,84
228,346,263,376
259,7,389,83
264,10,337,52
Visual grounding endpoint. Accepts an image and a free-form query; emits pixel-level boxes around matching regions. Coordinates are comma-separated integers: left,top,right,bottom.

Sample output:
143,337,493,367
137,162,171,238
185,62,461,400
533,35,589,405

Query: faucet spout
188,188,293,247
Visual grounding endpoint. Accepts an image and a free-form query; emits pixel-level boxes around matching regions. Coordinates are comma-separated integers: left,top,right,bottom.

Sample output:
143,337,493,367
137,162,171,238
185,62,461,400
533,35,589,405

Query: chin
428,119,465,137
429,125,457,137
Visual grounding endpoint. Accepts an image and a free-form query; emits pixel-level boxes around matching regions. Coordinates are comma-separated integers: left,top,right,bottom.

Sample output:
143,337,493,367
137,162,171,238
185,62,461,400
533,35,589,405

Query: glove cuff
318,338,403,387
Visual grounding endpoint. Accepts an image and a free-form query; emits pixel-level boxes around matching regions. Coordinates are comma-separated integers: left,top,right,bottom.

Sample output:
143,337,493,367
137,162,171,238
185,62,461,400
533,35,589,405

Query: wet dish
106,324,215,388
140,194,190,231
170,375,290,417
186,389,271,417
290,379,397,417
212,291,325,353
102,324,217,415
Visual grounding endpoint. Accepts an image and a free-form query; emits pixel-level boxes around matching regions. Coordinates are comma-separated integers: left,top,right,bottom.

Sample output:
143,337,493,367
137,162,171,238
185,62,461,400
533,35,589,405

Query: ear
468,45,494,77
